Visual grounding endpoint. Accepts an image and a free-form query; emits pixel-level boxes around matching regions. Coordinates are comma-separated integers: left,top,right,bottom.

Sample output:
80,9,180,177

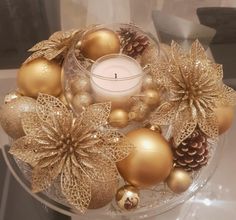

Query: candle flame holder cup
63,23,160,113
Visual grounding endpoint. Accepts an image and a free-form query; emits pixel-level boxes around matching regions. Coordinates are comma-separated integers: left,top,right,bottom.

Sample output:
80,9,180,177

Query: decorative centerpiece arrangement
0,23,235,215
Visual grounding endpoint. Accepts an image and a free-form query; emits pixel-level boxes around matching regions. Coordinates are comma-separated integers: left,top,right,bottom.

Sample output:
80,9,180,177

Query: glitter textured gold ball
4,90,22,104
116,185,140,211
215,106,234,134
0,97,36,139
142,89,160,106
71,77,90,95
17,58,62,98
166,168,192,193
89,179,118,209
117,128,173,187
142,74,154,90
80,28,120,60
109,109,129,128
72,92,93,113
129,102,149,121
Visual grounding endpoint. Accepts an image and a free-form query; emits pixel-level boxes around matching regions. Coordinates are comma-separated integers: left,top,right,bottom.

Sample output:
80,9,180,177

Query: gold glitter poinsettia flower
150,40,236,145
9,94,133,212
24,29,83,64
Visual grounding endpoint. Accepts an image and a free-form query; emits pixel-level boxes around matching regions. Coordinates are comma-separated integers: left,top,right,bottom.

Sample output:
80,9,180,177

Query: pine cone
171,128,208,172
118,28,149,58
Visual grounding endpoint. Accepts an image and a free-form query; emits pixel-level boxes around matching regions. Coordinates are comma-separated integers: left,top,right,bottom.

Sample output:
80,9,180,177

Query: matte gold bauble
71,77,90,95
166,168,192,194
72,92,93,113
89,179,118,209
116,185,140,211
109,109,129,128
215,106,235,134
142,89,160,106
17,58,62,98
142,74,154,90
0,97,36,139
81,28,120,60
4,90,22,104
117,128,173,187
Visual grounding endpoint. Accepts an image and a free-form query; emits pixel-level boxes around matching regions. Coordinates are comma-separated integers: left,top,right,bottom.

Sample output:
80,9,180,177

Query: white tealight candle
90,54,143,107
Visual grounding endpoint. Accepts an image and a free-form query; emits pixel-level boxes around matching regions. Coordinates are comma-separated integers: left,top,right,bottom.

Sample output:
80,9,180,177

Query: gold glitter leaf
21,112,41,136
198,114,219,138
61,159,91,213
190,39,207,61
81,102,111,128
36,93,70,123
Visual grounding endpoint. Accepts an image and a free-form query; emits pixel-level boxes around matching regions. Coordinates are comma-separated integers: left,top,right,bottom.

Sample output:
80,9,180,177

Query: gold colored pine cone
171,128,208,172
118,28,149,58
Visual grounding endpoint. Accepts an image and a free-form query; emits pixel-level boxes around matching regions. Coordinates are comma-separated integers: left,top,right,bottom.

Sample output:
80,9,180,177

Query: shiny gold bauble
72,92,93,113
71,77,91,95
109,109,129,128
4,90,22,104
166,168,192,194
215,106,235,135
142,74,154,90
117,128,173,187
0,97,36,139
142,89,160,106
116,185,140,211
17,58,62,98
145,123,162,134
89,179,118,209
80,28,120,60
128,102,149,121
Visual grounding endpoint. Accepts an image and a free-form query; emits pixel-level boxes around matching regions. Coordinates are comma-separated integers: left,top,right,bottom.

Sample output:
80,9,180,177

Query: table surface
0,70,235,220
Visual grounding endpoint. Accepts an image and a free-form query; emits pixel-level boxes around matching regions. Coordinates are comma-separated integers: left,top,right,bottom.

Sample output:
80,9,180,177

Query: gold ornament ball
142,89,160,106
0,97,36,139
166,168,192,194
109,109,129,128
117,128,173,187
80,28,120,60
72,92,93,113
116,185,140,211
215,106,235,135
89,179,118,209
142,74,154,90
17,58,62,98
71,77,90,95
4,90,22,104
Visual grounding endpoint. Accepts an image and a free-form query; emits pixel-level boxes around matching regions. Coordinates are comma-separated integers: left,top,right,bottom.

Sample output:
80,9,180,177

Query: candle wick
114,73,118,79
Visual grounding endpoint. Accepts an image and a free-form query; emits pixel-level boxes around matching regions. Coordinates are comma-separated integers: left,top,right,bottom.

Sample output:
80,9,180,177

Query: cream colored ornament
166,168,192,194
17,58,62,98
81,28,120,60
4,90,22,104
0,97,36,139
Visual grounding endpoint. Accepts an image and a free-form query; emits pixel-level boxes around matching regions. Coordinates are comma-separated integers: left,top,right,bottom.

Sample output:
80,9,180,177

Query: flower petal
21,112,42,136
81,102,111,128
150,102,177,125
61,159,91,213
190,39,207,61
198,114,219,138
31,156,64,192
79,152,118,182
99,130,134,162
218,84,236,106
173,109,197,146
36,93,70,124
9,136,41,166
